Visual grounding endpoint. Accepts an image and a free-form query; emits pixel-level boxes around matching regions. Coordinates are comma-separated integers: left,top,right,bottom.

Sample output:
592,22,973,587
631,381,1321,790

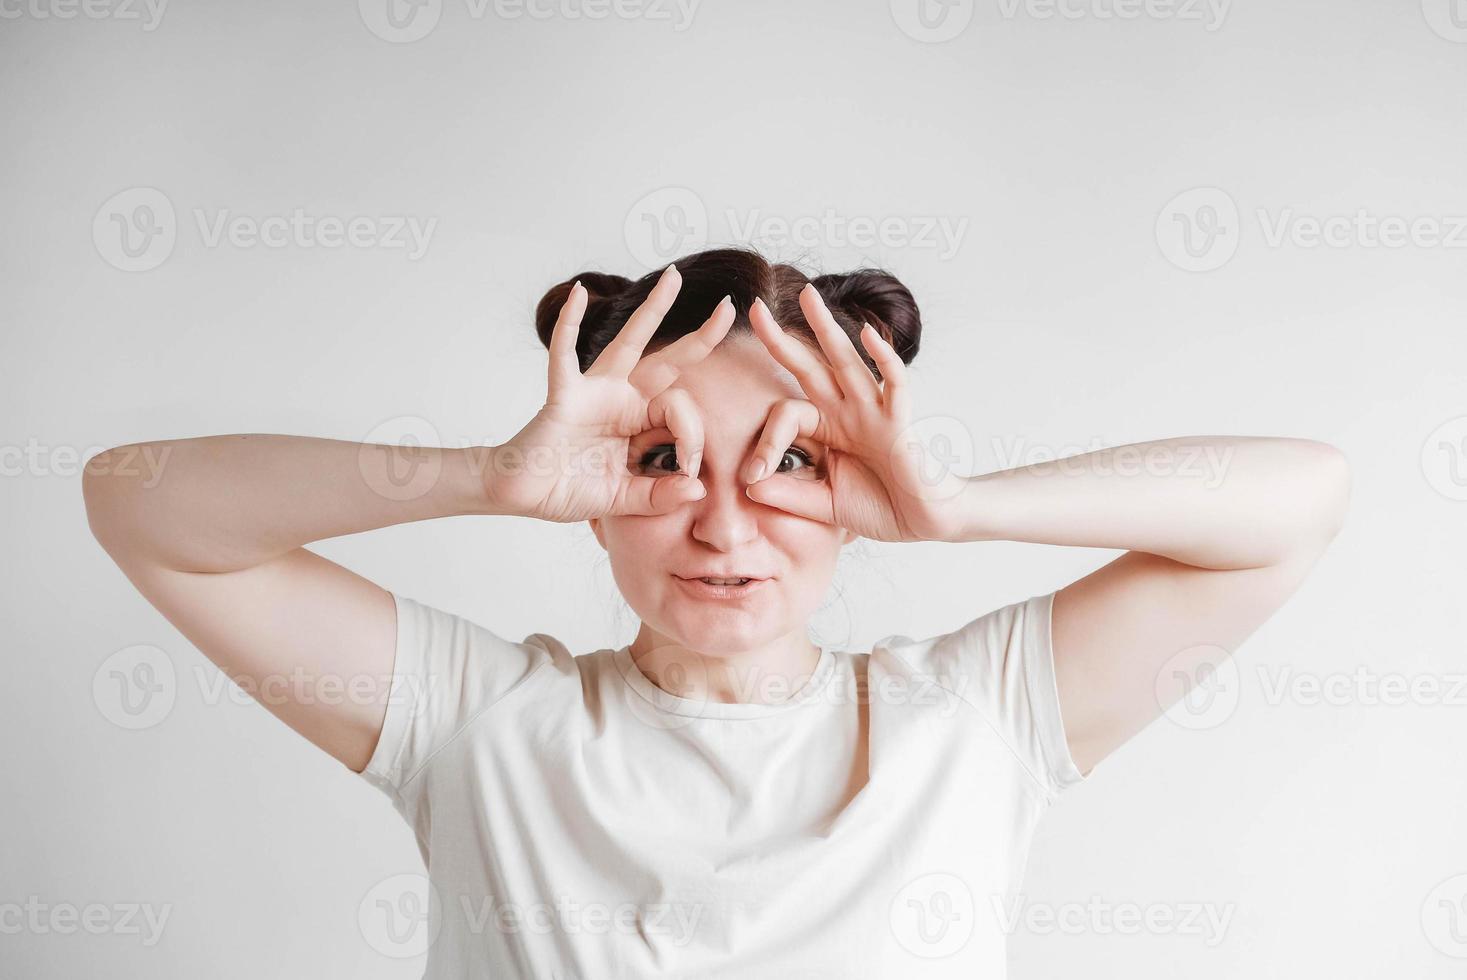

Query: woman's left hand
741,285,967,543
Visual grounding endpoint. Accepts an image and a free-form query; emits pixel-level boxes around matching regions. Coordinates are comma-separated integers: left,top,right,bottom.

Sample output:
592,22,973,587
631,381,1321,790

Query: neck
627,627,823,705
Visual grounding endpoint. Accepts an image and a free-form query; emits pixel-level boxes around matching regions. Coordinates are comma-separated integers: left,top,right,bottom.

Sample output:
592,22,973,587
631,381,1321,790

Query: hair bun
532,250,923,381
808,269,921,366
534,271,634,355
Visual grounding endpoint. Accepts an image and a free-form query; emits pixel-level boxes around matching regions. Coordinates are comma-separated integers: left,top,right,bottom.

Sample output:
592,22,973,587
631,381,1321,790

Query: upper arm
105,545,397,773
1051,538,1343,776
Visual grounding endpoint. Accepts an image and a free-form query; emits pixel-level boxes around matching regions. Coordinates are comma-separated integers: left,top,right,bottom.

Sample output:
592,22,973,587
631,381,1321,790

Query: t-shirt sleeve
886,591,1086,800
357,591,555,799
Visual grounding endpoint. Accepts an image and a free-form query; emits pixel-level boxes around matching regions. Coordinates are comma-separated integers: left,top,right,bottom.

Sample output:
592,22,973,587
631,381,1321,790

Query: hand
487,266,735,523
741,285,967,543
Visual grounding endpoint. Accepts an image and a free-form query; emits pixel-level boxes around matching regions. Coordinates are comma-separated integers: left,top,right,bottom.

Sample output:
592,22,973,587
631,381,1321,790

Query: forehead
661,334,808,425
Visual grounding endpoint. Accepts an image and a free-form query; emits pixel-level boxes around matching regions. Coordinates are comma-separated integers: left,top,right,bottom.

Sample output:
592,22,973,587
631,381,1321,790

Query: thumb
744,478,833,524
618,474,706,516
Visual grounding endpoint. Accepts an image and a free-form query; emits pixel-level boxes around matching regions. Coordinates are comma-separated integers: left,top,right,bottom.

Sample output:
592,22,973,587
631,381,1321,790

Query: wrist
930,475,1000,544
453,445,515,517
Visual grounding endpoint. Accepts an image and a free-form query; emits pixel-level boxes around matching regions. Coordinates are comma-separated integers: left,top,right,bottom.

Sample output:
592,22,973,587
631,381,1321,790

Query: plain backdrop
3,0,1465,976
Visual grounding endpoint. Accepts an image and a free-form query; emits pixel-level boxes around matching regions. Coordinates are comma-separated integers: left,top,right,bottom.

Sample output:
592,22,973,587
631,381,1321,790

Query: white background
3,0,1465,976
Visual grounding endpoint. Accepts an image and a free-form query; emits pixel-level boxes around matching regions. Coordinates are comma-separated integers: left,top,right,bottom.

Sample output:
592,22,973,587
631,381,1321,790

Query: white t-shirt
358,589,1086,978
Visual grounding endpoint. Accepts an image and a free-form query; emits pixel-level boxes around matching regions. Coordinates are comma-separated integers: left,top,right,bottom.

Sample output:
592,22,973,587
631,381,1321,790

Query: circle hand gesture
488,266,735,524
741,284,966,543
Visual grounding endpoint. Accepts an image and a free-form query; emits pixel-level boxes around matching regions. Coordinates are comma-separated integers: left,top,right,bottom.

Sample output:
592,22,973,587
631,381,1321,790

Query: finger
547,281,588,394
799,284,881,403
745,472,834,525
747,297,843,404
646,387,705,480
617,473,705,516
629,295,735,396
588,264,681,380
859,322,911,421
743,398,821,485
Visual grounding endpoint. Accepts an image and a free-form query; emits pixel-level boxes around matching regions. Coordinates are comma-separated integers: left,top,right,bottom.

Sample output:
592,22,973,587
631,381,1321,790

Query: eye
774,446,818,476
637,444,682,474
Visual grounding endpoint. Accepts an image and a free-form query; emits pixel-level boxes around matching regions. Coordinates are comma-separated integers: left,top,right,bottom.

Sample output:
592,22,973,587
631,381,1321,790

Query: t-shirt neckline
612,642,837,720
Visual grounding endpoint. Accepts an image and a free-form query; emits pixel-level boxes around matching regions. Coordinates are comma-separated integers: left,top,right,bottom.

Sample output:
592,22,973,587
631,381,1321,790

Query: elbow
1300,439,1352,549
81,445,134,554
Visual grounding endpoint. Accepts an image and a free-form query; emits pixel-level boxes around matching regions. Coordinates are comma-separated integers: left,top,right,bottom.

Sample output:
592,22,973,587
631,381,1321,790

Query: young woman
83,247,1350,977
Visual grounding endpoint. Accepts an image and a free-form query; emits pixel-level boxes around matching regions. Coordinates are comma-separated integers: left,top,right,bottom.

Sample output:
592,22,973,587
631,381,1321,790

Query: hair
533,247,922,382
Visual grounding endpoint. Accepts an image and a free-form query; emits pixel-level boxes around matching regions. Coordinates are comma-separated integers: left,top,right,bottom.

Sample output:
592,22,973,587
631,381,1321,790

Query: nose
689,467,761,552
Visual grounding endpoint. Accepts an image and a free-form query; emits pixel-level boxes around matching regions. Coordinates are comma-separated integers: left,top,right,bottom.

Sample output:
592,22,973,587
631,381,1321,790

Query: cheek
600,516,680,577
770,519,846,568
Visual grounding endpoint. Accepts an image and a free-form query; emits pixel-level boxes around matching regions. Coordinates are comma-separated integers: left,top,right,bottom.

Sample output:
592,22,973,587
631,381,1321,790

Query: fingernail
748,459,766,482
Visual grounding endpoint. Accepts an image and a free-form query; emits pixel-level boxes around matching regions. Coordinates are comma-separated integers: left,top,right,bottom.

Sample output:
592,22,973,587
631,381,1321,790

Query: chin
659,612,770,659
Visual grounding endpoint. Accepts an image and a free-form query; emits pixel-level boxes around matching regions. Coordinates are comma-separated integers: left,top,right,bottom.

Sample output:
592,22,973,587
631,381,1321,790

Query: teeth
699,577,750,586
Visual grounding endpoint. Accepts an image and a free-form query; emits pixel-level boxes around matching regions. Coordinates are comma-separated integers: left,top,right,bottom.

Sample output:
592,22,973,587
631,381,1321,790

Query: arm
82,270,733,775
83,435,503,772
737,290,1351,778
942,435,1352,775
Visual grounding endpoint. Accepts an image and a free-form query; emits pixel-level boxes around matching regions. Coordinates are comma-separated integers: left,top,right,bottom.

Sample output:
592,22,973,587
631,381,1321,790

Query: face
589,333,856,659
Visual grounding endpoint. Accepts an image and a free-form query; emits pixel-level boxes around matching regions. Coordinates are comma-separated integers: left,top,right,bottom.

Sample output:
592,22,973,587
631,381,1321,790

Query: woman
82,247,1350,977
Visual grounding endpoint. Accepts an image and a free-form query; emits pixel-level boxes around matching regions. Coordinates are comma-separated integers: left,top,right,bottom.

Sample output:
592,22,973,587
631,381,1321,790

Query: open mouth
673,575,769,599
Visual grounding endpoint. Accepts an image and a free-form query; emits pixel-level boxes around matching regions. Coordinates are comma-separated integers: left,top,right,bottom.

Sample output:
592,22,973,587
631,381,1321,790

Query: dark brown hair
533,247,921,382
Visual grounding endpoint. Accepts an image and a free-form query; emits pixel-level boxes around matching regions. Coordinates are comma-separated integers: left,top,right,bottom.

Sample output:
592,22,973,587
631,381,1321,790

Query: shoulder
873,592,1052,691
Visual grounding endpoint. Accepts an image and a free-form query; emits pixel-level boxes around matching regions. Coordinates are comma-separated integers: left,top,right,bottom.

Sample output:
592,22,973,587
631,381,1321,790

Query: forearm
942,435,1350,569
83,434,505,573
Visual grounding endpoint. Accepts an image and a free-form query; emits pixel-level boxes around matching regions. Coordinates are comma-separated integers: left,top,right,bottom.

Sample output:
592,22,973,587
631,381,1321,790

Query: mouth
673,574,770,599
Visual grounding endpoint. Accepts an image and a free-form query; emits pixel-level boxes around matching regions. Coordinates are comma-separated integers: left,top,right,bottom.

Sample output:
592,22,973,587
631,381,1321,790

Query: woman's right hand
486,265,736,524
